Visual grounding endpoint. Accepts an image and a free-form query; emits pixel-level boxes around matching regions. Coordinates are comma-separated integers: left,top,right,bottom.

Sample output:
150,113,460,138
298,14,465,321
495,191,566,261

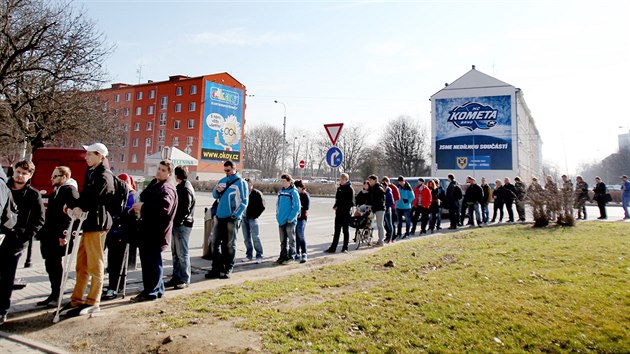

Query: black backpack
105,170,130,217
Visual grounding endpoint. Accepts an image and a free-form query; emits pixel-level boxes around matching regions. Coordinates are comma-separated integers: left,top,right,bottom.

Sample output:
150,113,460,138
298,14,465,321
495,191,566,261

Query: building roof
431,65,514,98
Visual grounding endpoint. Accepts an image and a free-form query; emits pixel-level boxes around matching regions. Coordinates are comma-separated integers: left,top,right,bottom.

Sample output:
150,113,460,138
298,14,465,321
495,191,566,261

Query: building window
122,137,127,147
120,154,125,163
134,122,140,131
188,119,194,129
132,138,139,147
158,129,165,142
189,102,196,112
176,87,182,96
137,91,143,100
125,92,131,101
175,103,181,112
145,137,152,147
123,124,129,132
190,85,197,95
131,153,137,163
124,108,130,117
148,105,154,115
146,122,153,131
149,90,155,99
159,113,166,126
135,107,142,116
160,96,168,110
114,109,119,116
174,120,180,129
186,136,193,146
173,136,179,146
114,94,120,102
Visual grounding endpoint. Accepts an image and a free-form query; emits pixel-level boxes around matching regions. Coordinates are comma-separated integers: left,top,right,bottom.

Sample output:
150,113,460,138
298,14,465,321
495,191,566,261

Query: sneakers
66,304,100,317
256,258,263,264
300,254,308,263
219,272,231,279
164,278,178,288
102,289,118,300
324,249,335,254
130,294,158,303
36,295,57,307
342,249,349,254
242,257,253,262
174,283,188,289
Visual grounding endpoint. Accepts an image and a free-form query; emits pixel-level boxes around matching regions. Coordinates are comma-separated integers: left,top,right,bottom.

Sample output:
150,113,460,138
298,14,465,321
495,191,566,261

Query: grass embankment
148,223,630,353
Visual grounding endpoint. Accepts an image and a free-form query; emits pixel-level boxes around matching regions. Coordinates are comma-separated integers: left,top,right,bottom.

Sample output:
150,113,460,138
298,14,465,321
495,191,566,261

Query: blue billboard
201,81,243,162
435,95,512,170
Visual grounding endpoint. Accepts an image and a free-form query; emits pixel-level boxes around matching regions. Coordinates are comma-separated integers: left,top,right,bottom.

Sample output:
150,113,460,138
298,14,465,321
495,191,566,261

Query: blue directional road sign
326,146,343,168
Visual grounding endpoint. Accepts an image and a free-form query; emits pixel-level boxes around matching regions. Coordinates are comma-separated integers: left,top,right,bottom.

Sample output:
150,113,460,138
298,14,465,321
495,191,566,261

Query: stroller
349,206,374,249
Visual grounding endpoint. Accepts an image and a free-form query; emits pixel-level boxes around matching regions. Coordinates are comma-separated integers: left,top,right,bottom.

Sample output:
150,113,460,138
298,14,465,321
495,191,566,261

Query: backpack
454,185,463,200
1,190,18,232
105,170,130,217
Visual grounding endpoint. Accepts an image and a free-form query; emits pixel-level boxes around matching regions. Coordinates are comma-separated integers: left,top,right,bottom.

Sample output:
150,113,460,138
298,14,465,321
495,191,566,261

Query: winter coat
503,183,517,202
419,186,432,209
355,190,370,207
213,173,248,220
593,182,607,204
333,182,354,216
430,188,441,213
298,190,310,221
464,183,484,205
173,180,195,227
515,181,527,201
68,162,115,232
385,187,394,210
38,179,79,259
1,179,45,255
276,184,300,226
446,180,462,209
396,182,414,210
481,184,492,205
493,185,505,204
369,183,386,212
139,179,178,251
245,189,265,220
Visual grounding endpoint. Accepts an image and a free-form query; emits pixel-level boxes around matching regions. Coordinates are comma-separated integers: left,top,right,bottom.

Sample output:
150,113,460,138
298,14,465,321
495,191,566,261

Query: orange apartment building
97,72,246,179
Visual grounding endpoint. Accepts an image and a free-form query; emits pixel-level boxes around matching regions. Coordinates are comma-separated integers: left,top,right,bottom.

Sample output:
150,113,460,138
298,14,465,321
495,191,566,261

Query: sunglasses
51,175,62,179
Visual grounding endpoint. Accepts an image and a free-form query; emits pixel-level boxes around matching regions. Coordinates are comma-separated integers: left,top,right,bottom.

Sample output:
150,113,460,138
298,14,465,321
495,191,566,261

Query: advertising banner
201,81,243,161
435,95,512,170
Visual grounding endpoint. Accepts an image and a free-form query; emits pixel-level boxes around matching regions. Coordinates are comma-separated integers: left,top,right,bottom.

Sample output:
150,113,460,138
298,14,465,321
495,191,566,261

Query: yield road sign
324,123,344,146
299,160,305,169
326,146,343,168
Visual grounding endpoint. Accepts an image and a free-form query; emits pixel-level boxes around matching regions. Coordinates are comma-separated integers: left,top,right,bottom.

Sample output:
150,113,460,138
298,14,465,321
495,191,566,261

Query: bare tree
243,124,284,178
379,115,431,176
0,0,117,156
337,124,370,175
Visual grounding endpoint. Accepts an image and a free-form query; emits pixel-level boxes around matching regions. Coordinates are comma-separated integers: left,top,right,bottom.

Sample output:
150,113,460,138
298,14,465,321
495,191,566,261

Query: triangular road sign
324,123,344,146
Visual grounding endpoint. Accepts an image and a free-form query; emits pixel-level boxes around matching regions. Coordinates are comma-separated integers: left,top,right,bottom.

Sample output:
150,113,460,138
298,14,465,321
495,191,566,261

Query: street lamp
274,100,287,174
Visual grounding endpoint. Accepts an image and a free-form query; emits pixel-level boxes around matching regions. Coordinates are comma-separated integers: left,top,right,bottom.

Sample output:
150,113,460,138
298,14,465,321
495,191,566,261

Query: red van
31,148,87,197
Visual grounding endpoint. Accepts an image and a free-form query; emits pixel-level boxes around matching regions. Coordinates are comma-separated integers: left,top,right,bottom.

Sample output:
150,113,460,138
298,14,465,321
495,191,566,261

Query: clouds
190,28,300,47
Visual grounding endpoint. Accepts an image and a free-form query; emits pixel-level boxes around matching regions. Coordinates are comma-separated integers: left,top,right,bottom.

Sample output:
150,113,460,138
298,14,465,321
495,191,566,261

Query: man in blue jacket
205,160,248,279
276,174,300,265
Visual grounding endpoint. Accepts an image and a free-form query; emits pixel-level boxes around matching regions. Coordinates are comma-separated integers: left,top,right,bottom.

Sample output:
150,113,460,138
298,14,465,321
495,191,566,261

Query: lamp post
274,100,287,174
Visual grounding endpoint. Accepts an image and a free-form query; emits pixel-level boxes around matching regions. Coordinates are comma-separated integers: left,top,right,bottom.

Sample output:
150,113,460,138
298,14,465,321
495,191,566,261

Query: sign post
299,160,305,179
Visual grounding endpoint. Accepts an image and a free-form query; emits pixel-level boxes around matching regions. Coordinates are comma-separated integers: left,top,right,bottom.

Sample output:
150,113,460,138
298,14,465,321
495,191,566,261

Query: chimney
472,65,476,70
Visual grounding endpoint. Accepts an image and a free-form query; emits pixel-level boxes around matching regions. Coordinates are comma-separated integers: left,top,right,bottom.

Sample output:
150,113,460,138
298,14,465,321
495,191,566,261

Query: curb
0,331,69,354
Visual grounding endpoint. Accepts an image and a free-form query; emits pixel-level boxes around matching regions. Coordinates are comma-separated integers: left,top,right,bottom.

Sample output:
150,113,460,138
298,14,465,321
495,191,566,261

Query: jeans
384,209,393,239
374,210,385,243
171,225,192,284
71,231,107,307
481,203,489,223
278,222,296,260
466,203,482,226
296,219,307,256
242,218,264,260
505,200,515,222
396,208,411,237
449,200,461,228
0,248,21,315
330,213,350,251
622,195,629,218
139,245,164,298
211,218,239,275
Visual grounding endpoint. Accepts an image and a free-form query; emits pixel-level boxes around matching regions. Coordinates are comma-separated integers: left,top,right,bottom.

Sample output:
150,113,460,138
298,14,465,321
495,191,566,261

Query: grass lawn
149,223,630,353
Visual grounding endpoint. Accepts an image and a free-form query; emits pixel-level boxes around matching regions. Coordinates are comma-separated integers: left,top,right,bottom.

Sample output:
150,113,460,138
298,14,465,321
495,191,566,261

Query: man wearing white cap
62,142,115,316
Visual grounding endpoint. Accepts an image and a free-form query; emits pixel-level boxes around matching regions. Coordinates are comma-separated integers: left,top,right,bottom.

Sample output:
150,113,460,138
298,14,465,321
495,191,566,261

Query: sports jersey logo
447,102,498,131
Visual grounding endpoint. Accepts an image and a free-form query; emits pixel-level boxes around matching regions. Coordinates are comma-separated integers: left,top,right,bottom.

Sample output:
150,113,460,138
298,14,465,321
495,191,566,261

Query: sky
75,0,630,175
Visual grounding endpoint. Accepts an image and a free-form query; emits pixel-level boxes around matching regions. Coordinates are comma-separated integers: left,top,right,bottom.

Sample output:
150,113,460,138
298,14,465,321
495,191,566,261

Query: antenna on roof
136,63,143,84
472,65,476,70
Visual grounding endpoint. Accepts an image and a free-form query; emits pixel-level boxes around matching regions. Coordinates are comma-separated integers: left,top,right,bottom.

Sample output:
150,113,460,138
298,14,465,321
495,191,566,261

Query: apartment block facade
97,72,246,179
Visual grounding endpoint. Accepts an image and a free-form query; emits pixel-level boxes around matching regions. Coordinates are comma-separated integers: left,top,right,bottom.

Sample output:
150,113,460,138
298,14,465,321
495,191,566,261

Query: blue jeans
242,218,264,260
623,195,630,218
212,218,239,275
278,222,296,261
481,204,489,223
138,245,164,298
384,209,393,239
296,219,307,256
171,225,192,284
396,208,411,237
466,203,482,226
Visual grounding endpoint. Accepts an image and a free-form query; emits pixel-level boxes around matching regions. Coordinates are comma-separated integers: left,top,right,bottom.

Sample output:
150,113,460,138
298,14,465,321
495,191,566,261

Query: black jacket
1,179,45,254
139,179,178,251
446,180,462,208
593,182,607,203
68,163,115,232
493,185,506,204
245,189,265,220
369,183,386,212
464,184,484,204
173,180,195,227
298,190,310,221
333,182,354,215
355,190,369,207
503,183,517,202
38,182,80,259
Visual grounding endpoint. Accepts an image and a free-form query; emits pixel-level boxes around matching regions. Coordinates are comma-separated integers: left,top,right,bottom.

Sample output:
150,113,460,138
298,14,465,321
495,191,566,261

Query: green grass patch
155,223,630,352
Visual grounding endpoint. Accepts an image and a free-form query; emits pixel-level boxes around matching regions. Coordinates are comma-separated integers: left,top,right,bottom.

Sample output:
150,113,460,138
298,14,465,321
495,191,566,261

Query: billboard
435,95,512,170
201,81,243,162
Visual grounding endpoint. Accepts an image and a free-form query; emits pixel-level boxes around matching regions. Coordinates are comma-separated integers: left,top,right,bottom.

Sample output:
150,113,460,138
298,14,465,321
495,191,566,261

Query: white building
430,66,542,183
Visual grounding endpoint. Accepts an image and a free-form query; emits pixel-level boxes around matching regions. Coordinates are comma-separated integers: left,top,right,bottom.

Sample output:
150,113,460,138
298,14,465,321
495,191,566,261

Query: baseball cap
83,142,108,157
397,176,404,182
